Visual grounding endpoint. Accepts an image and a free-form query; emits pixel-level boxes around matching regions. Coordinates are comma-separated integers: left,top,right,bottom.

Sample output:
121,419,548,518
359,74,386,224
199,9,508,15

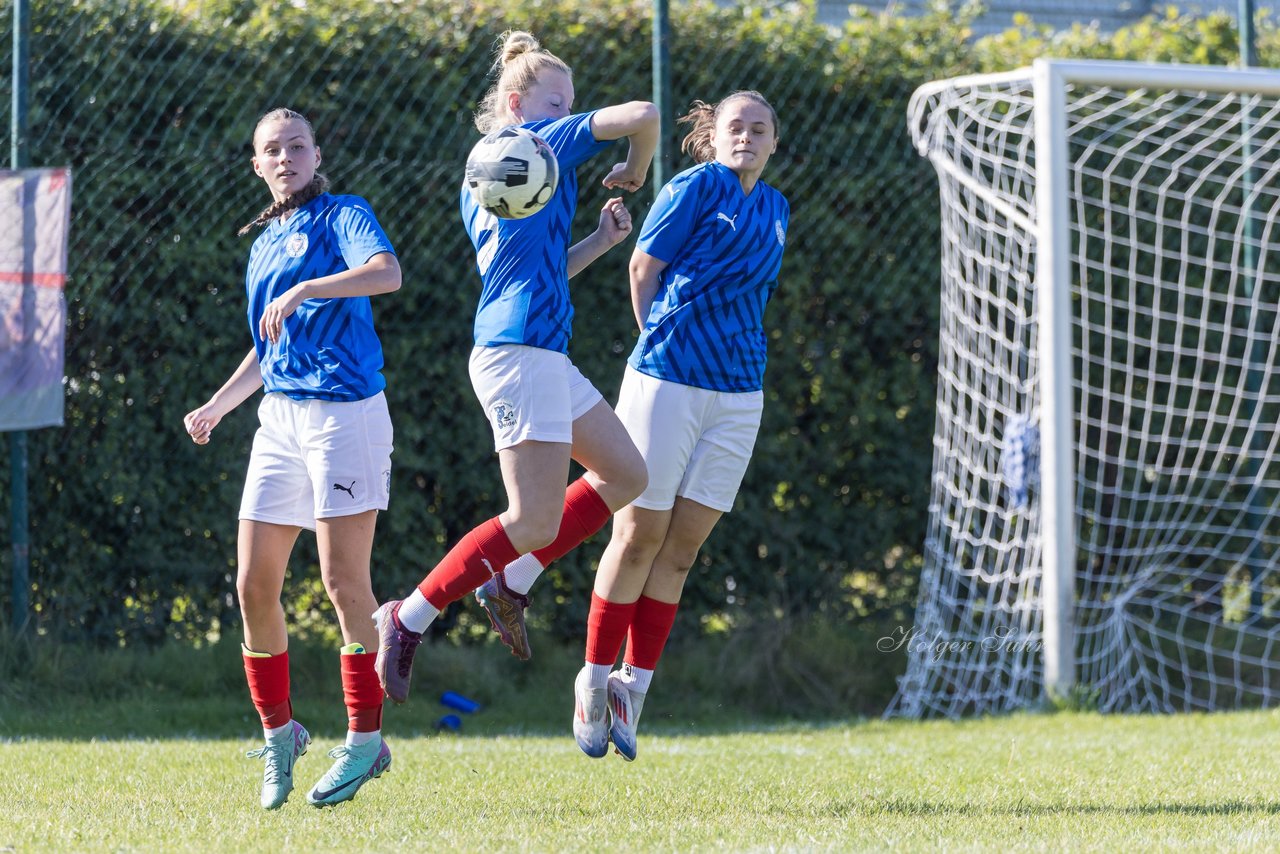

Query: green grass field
5,708,1280,850
3,636,1280,851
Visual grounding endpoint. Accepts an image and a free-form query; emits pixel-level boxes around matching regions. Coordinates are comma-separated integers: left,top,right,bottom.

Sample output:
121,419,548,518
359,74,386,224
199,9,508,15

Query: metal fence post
10,0,32,636
652,0,672,196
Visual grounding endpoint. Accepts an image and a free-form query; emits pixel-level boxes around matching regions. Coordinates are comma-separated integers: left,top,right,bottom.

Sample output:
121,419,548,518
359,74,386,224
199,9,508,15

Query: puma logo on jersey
333,481,356,498
716,212,738,231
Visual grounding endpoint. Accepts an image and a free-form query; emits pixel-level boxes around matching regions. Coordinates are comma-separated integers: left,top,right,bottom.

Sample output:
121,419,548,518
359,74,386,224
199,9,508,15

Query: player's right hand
183,406,221,445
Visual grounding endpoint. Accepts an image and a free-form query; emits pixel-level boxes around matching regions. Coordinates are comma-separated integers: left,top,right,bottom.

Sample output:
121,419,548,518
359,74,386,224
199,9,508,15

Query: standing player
372,31,656,721
184,108,399,808
588,91,789,760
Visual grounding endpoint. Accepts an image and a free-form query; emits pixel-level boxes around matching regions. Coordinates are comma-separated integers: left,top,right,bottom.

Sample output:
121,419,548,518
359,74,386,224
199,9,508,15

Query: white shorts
469,344,604,451
239,391,393,529
616,366,762,513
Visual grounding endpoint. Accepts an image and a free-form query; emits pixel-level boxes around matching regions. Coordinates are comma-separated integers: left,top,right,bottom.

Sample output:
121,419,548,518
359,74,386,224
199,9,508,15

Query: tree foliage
2,0,1263,648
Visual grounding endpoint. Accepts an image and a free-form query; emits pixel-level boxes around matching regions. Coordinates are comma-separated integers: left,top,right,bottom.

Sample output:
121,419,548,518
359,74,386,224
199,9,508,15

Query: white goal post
892,59,1280,717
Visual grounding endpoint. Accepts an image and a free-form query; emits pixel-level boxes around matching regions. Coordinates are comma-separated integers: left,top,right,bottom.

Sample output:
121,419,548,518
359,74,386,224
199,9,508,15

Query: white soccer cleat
607,672,646,762
572,667,609,758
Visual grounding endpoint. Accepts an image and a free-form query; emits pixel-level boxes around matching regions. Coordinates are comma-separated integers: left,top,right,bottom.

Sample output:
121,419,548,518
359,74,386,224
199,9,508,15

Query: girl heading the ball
373,30,656,752
184,108,399,808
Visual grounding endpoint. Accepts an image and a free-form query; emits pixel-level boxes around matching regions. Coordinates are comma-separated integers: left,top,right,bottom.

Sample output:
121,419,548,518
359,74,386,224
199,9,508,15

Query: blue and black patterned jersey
460,111,614,354
246,193,394,401
631,161,789,392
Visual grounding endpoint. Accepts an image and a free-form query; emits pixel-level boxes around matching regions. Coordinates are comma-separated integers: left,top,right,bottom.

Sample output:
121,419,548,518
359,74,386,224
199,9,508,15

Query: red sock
341,650,384,733
418,516,520,609
243,650,292,729
531,478,612,567
585,591,639,666
623,596,680,670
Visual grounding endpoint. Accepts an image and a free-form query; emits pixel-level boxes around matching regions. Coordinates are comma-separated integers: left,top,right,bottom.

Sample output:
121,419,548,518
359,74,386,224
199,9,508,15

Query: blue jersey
461,112,614,354
245,193,395,402
630,161,790,392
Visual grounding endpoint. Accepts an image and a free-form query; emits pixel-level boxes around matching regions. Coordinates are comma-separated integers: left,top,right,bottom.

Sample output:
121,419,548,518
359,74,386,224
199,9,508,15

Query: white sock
585,662,612,689
620,663,654,695
396,589,439,634
502,552,545,595
264,721,292,742
346,729,380,748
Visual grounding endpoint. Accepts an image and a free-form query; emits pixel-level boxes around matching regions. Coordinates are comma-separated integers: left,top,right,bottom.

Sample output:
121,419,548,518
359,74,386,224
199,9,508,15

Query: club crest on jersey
491,399,517,429
775,220,786,247
285,233,308,258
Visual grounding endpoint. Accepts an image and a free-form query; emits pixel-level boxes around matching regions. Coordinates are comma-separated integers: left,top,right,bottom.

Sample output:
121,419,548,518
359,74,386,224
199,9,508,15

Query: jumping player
184,108,399,808
591,91,789,760
372,30,656,744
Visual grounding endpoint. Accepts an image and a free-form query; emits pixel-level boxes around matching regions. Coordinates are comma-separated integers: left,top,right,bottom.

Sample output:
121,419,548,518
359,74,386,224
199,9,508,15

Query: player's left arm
567,197,632,279
259,252,401,344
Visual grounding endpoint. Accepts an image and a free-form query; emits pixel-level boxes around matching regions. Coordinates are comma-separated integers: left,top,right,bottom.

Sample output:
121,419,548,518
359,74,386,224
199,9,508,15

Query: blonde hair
239,108,329,236
474,31,572,133
678,91,780,163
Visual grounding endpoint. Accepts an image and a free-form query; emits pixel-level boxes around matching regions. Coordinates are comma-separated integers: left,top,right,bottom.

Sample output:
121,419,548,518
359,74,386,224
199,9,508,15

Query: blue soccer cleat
306,738,392,807
246,720,311,810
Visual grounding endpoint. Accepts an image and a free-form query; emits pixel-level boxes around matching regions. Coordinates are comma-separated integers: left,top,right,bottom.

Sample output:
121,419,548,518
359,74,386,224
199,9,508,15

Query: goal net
890,60,1280,717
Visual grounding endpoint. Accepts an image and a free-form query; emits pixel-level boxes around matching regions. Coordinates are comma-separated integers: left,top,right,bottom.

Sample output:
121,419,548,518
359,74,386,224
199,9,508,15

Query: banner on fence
0,168,71,431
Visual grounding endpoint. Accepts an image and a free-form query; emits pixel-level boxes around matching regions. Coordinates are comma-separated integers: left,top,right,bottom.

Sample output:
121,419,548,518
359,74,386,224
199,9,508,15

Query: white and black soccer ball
465,126,559,220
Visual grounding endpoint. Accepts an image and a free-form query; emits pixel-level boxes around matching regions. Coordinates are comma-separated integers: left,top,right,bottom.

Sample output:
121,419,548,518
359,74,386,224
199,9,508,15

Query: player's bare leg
237,520,311,808
317,510,379,651
479,402,647,659
311,509,389,807
604,499,722,760
237,519,301,655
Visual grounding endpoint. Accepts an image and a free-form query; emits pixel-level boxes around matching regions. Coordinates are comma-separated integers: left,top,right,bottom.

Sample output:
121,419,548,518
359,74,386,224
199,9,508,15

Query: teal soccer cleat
246,720,310,810
306,738,392,807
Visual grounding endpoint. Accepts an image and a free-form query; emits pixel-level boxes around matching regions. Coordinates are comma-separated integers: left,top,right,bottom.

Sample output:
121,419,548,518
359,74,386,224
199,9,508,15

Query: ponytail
678,91,780,164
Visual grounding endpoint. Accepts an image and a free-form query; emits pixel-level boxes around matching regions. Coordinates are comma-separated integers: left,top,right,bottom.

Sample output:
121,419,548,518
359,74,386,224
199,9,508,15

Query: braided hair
238,108,329,236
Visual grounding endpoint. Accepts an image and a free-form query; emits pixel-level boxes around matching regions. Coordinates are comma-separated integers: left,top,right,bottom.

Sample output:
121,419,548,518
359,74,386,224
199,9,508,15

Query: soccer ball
465,126,559,220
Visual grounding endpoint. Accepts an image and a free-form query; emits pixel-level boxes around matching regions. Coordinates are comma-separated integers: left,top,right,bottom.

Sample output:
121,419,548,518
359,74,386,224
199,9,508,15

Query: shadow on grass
0,616,904,740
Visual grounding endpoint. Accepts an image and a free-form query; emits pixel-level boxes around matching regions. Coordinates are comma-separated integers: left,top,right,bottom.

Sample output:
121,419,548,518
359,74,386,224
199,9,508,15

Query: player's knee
657,547,699,579
624,461,649,505
620,448,649,503
610,521,664,567
320,572,349,608
236,572,277,614
504,511,560,553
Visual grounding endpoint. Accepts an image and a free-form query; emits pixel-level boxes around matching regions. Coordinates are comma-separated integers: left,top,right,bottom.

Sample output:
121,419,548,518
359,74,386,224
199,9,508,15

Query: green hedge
3,0,1268,649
